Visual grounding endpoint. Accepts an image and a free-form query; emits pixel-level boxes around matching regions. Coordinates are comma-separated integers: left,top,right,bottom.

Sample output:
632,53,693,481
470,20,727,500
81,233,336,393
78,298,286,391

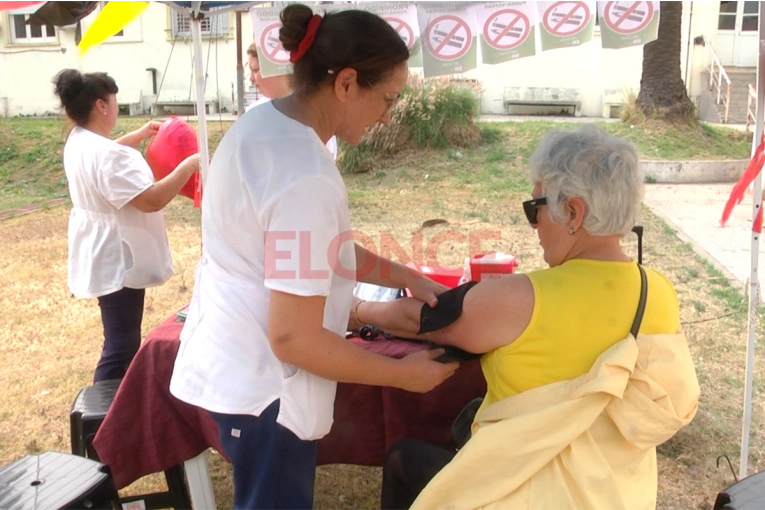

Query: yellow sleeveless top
480,259,679,407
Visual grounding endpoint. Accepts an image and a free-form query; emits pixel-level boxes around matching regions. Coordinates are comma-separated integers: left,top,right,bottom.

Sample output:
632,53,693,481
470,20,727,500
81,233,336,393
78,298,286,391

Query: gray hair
528,126,643,237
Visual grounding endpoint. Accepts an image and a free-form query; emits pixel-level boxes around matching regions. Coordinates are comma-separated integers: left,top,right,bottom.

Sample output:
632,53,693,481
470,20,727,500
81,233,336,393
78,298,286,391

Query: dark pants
95,287,145,383
210,400,318,510
381,438,455,510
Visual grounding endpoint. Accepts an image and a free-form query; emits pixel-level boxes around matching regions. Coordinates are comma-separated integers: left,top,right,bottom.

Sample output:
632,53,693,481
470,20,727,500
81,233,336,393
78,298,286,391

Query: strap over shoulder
629,265,648,339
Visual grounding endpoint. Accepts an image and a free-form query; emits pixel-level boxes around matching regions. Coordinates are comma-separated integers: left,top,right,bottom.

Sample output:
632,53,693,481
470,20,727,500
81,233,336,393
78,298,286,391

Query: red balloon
145,117,198,200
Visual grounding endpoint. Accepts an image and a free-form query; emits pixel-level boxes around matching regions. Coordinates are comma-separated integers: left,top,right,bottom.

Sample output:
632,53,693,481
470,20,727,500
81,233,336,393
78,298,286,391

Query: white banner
359,2,423,67
597,1,660,49
417,1,479,78
476,1,537,64
537,0,596,51
250,7,291,78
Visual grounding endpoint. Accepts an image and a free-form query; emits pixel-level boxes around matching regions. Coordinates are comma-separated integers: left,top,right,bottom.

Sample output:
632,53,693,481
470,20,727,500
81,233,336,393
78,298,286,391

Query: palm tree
636,1,695,120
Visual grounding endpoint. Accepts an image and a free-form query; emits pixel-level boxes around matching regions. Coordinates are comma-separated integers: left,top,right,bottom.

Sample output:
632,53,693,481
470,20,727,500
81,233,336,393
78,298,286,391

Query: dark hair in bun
53,69,118,126
279,4,409,95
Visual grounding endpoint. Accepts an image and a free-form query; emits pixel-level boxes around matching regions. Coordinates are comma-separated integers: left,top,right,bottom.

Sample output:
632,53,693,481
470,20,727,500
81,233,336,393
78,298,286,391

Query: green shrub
338,74,481,173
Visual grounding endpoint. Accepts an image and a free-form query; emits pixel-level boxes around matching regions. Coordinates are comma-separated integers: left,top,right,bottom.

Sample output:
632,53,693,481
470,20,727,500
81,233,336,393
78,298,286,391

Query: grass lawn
0,116,761,508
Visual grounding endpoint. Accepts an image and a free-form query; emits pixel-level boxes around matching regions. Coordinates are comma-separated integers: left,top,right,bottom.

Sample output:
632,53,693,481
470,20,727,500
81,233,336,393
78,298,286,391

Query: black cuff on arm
417,280,479,334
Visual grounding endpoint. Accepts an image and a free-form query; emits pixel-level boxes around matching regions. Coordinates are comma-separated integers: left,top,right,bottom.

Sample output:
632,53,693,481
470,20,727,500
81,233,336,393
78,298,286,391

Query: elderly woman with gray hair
355,126,699,510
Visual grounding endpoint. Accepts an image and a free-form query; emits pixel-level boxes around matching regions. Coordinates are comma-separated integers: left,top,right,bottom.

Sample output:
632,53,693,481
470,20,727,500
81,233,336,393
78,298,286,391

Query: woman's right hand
178,153,201,176
396,349,458,393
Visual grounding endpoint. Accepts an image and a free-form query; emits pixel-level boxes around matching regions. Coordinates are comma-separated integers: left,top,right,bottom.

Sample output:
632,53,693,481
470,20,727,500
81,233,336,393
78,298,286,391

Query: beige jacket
412,332,700,510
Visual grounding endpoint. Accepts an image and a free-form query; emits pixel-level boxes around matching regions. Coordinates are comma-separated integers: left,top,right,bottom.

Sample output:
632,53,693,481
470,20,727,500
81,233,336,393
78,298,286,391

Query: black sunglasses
522,197,547,224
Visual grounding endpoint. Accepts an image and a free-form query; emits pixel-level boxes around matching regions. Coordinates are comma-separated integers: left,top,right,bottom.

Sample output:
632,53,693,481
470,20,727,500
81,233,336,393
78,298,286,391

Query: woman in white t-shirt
170,4,458,509
245,41,339,159
53,69,200,383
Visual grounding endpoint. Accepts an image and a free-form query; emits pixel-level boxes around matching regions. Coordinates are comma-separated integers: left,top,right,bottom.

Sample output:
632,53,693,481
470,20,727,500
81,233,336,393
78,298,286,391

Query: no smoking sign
385,16,415,50
425,14,472,61
259,23,291,65
543,1,590,37
483,9,530,50
603,1,654,34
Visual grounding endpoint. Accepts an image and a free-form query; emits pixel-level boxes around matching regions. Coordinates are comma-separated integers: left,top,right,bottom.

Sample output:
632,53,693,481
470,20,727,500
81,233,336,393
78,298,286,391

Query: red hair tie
290,14,322,63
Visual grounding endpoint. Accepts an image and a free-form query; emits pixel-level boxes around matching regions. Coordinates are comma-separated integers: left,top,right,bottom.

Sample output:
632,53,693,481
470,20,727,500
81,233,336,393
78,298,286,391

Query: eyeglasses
364,79,400,114
381,91,399,114
522,197,547,225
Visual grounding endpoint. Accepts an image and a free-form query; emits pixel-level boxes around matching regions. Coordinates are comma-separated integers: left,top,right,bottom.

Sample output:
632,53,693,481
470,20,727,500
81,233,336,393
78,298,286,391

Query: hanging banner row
251,1,660,79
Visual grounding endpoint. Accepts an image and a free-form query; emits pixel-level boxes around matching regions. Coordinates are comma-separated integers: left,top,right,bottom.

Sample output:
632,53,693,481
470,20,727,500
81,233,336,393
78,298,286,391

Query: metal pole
236,10,245,116
739,0,765,481
191,12,211,186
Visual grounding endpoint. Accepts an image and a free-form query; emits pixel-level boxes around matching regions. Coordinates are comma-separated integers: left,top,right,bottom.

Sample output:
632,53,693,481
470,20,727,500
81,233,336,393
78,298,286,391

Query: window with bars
171,10,229,38
10,13,56,43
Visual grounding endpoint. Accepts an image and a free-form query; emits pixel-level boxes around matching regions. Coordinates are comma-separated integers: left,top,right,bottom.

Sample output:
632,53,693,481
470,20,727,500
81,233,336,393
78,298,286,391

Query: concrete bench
154,90,219,115
503,87,582,116
116,90,143,116
602,88,635,118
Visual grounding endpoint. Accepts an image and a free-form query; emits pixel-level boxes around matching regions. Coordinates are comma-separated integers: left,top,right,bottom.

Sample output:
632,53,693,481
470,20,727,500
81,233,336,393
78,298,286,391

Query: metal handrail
704,36,733,123
747,83,757,132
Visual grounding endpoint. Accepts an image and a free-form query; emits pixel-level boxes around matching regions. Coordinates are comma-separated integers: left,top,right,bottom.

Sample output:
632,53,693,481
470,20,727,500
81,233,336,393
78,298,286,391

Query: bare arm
129,154,199,212
354,243,447,307
115,121,161,148
268,289,458,392
356,275,535,353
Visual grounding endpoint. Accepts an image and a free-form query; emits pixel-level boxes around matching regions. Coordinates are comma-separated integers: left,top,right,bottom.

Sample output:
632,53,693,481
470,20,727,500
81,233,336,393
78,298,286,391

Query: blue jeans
210,400,318,509
95,287,144,382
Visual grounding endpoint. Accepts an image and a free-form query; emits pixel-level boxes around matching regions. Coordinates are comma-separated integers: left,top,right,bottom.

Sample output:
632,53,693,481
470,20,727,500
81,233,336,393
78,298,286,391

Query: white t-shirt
63,127,174,298
170,101,356,441
245,97,338,160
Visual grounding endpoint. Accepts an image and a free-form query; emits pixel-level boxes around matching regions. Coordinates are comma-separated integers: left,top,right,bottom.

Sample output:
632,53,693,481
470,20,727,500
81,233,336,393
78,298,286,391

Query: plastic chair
70,379,192,509
0,451,121,509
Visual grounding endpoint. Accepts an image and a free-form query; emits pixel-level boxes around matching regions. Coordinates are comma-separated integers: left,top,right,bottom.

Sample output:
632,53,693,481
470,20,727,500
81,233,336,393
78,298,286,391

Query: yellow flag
78,1,149,56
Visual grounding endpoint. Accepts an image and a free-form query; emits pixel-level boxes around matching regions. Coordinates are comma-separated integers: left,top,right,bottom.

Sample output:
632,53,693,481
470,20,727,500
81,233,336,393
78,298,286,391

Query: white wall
0,3,256,117
684,1,722,107
465,31,644,117
0,2,723,119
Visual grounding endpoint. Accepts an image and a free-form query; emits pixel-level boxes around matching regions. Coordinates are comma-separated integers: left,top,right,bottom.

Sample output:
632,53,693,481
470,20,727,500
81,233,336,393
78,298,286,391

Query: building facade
0,1,757,120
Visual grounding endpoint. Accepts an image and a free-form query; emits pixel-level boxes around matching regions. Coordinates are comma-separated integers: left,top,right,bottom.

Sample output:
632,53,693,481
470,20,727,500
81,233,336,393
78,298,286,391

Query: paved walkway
644,182,764,291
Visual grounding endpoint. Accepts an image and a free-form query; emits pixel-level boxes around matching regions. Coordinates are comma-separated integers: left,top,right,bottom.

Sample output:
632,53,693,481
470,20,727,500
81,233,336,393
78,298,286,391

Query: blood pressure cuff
418,280,478,334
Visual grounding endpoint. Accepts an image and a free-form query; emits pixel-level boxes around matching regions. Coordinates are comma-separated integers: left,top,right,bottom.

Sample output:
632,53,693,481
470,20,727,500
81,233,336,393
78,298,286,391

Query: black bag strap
629,265,648,339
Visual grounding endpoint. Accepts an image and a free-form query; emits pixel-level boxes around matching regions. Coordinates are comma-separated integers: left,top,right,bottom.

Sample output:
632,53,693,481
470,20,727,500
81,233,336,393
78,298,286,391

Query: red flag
721,133,765,228
753,199,764,234
193,173,202,209
0,1,43,11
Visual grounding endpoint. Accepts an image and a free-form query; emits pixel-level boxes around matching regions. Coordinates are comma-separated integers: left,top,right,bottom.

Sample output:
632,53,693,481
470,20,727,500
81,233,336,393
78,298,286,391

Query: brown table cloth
92,311,486,489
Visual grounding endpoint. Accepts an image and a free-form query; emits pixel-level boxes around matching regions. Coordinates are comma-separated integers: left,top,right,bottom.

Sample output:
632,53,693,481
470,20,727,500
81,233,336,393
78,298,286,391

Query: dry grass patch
1,192,760,509
0,120,760,509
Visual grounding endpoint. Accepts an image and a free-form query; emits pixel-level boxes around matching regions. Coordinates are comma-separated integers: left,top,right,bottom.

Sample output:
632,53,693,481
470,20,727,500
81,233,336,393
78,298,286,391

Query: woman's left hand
139,121,162,140
348,296,364,331
405,270,449,308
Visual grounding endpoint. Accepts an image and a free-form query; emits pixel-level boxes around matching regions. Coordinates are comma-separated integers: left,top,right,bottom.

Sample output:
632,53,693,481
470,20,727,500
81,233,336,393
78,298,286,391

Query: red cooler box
468,253,518,282
407,262,464,288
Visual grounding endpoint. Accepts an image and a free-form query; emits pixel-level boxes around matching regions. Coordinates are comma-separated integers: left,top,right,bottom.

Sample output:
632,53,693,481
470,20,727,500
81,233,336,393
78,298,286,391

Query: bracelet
354,299,365,325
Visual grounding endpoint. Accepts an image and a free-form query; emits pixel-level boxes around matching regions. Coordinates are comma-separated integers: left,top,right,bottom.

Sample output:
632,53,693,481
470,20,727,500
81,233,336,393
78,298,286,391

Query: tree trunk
636,1,695,121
